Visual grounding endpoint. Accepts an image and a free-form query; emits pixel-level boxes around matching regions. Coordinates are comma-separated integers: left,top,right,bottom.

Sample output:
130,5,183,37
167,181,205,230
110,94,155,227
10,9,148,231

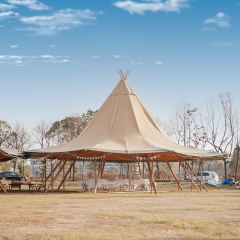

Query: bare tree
32,120,52,148
7,122,32,173
169,101,206,148
0,120,12,147
201,93,237,178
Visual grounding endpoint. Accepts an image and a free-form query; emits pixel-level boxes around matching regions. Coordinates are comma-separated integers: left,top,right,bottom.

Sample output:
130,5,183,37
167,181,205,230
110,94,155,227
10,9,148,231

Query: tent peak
118,69,130,81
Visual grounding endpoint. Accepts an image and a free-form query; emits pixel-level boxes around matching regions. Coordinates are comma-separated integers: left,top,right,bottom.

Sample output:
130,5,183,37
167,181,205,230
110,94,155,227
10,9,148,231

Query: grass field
0,181,240,240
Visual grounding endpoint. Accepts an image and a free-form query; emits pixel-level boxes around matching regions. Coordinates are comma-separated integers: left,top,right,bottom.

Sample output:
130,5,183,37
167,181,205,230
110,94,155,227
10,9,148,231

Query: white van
186,171,219,182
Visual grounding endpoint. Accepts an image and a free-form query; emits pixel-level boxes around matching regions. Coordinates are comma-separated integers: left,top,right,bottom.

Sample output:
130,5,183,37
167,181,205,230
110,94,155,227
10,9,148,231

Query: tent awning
0,147,23,162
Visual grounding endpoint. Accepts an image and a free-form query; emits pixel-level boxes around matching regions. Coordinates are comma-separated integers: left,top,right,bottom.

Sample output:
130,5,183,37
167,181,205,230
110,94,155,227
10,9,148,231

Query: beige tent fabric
0,147,22,162
28,75,227,160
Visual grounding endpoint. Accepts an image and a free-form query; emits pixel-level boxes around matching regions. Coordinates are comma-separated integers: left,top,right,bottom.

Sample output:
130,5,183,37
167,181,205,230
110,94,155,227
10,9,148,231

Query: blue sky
0,0,240,128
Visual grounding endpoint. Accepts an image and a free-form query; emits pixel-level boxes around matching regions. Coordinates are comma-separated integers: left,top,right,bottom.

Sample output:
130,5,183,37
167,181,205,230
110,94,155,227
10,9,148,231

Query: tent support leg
179,160,200,193
94,159,104,193
0,182,7,193
146,160,157,194
45,155,65,183
137,160,142,178
57,159,77,190
44,158,47,190
184,160,208,192
178,160,181,190
163,153,183,191
200,159,203,191
51,159,53,192
191,160,194,192
100,159,106,179
165,160,183,191
45,158,68,192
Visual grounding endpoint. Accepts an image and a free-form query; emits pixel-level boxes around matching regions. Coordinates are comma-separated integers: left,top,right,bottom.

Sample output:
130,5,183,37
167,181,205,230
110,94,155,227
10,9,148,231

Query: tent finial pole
118,69,130,81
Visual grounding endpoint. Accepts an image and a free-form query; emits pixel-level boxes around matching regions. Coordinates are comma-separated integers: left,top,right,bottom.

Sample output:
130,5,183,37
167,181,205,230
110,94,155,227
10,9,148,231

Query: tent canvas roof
0,147,22,162
27,72,227,161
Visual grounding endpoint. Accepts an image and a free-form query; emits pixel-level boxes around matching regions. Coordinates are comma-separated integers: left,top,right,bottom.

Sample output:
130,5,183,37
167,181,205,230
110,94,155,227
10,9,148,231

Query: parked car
0,171,28,181
186,171,219,182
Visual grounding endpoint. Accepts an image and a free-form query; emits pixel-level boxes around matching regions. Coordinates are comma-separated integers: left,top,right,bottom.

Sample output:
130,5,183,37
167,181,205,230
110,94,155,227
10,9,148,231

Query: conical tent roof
27,72,227,161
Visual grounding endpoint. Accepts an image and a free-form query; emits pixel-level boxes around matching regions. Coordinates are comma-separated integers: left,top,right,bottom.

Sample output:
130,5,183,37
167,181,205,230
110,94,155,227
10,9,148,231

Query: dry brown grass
0,182,240,240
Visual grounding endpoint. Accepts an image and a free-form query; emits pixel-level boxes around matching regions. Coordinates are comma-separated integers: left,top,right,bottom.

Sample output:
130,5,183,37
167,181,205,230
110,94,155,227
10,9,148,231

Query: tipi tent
26,71,227,193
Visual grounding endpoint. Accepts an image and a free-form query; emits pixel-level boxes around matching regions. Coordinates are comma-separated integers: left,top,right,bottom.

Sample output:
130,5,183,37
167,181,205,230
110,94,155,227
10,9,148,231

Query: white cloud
114,55,123,58
0,3,14,11
15,60,23,64
10,44,18,48
92,55,99,58
18,9,97,36
0,11,19,19
113,0,190,15
7,0,49,11
155,61,162,64
0,25,4,27
203,12,230,28
0,54,82,67
41,55,55,59
50,44,56,48
131,61,142,65
234,2,240,6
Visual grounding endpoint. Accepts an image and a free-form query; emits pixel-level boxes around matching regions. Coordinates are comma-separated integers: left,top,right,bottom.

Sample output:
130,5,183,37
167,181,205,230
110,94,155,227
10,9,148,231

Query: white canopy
27,72,227,161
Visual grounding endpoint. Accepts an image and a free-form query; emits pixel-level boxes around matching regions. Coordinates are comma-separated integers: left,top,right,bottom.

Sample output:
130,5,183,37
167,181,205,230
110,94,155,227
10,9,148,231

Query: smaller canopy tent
0,146,22,162
26,71,227,162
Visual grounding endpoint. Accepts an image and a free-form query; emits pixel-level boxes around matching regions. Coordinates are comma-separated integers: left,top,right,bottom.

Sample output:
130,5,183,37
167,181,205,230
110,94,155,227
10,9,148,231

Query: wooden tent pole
146,160,158,194
179,160,200,193
94,159,104,193
191,160,194,192
165,160,183,191
184,160,208,192
100,159,106,179
45,156,64,182
45,158,68,192
62,161,65,190
44,158,47,190
200,159,203,191
137,160,142,178
94,159,96,182
0,181,7,193
51,158,53,192
178,160,181,190
143,161,145,178
162,154,183,191
57,159,77,190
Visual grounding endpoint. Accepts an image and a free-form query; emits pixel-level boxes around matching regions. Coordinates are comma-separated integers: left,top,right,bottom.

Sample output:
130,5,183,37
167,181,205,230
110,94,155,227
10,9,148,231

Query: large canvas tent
26,71,228,193
0,146,22,162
